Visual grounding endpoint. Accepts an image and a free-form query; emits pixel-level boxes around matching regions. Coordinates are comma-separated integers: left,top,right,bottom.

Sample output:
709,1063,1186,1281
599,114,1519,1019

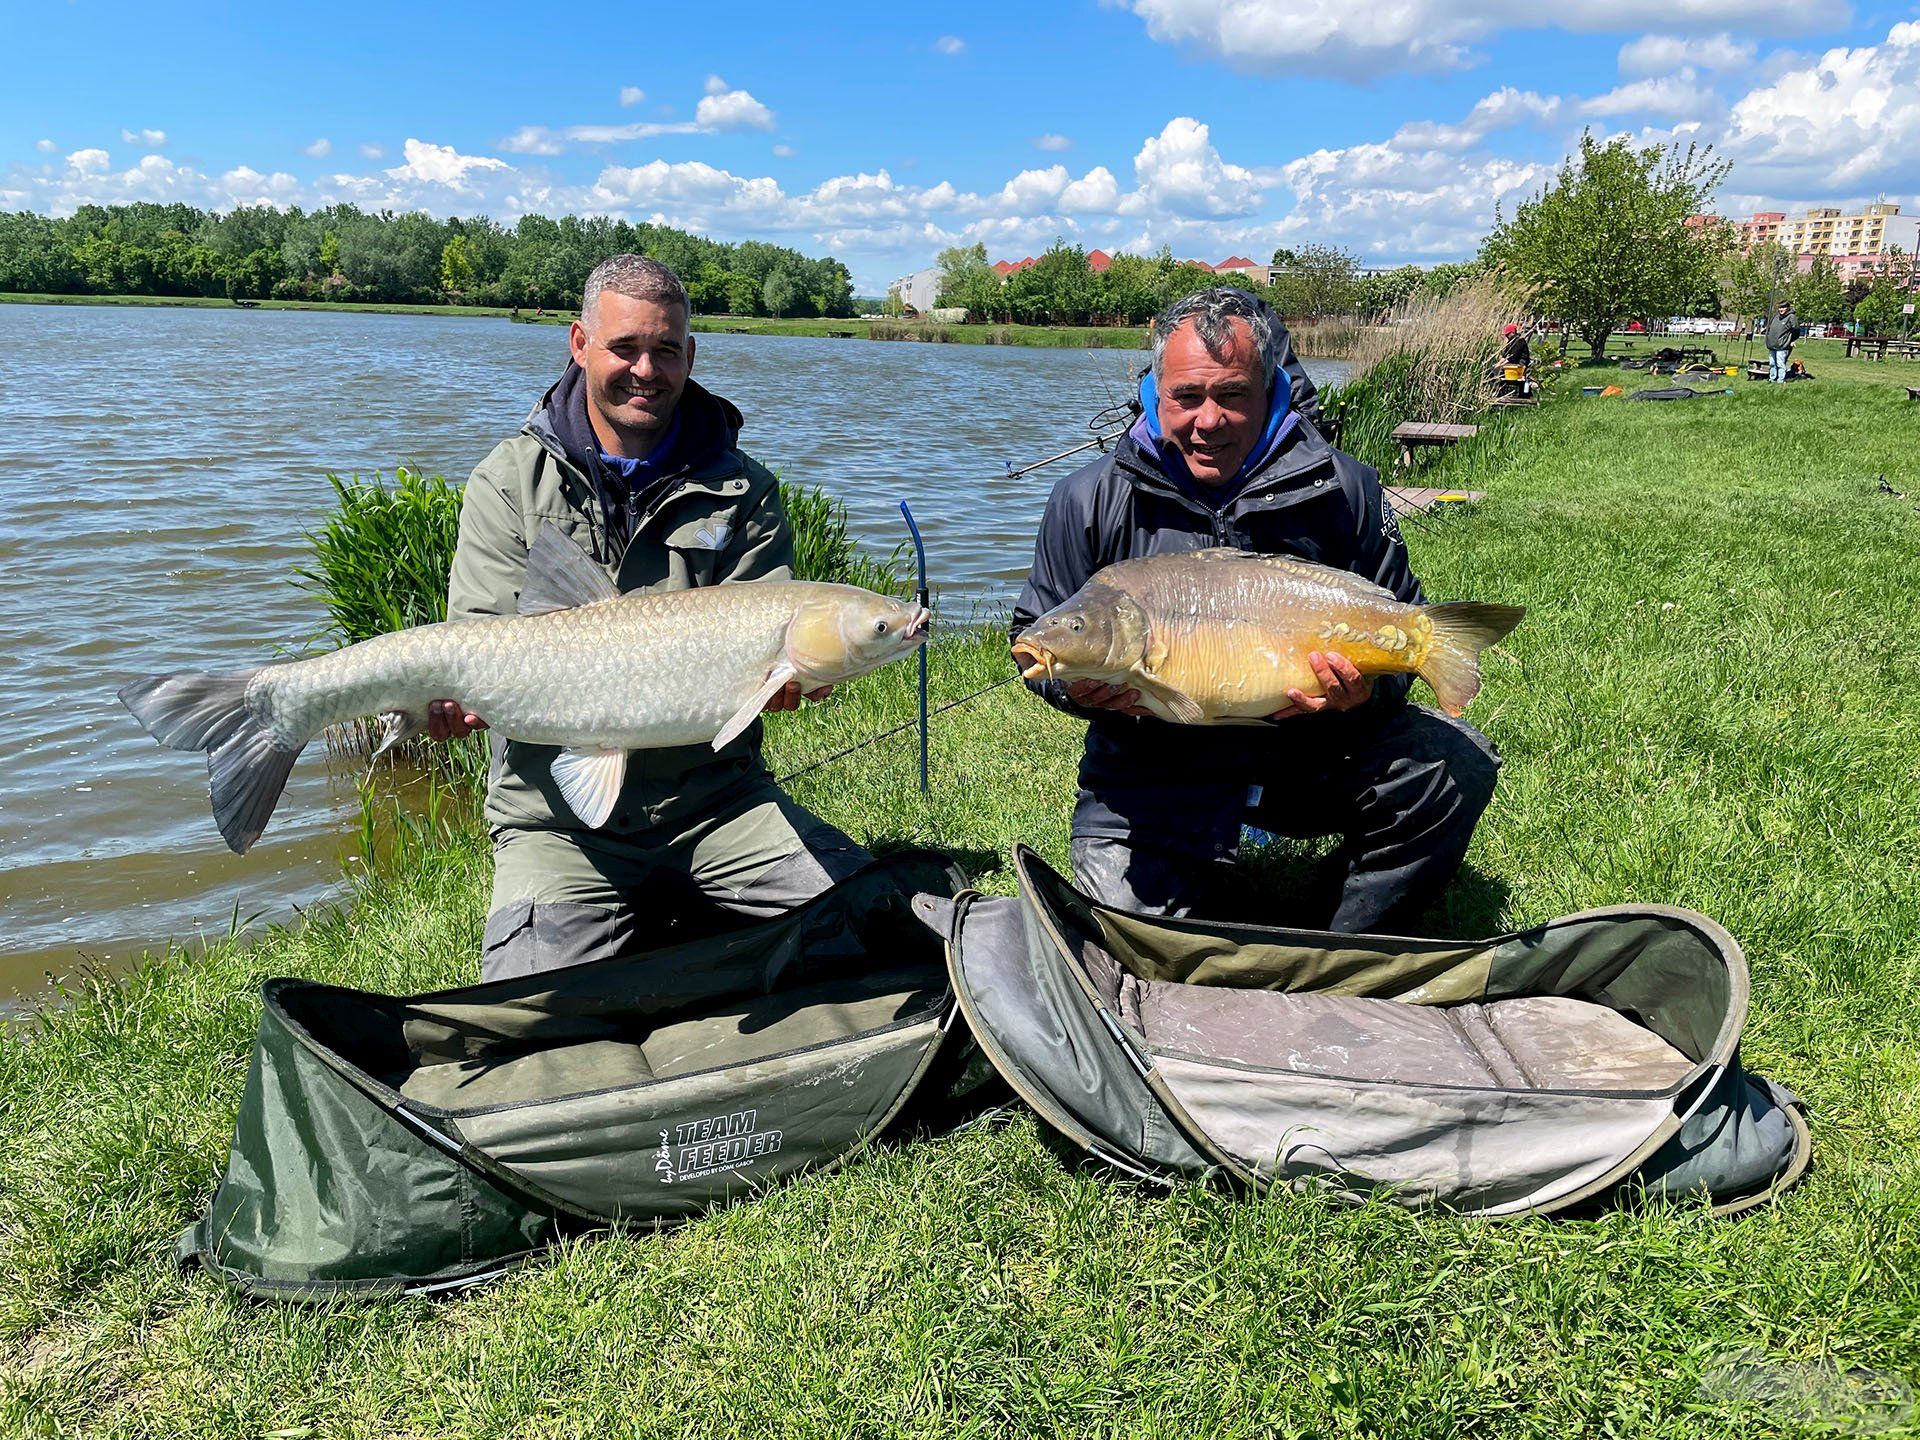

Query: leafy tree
319,230,341,274
761,267,798,317
1267,242,1357,318
934,242,1000,320
1855,277,1909,336
1719,243,1791,324
1482,132,1729,356
1787,254,1845,325
1351,264,1425,319
439,234,476,297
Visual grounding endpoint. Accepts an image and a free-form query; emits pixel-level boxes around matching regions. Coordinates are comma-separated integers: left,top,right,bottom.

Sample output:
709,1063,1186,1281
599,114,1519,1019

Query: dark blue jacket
1010,413,1424,839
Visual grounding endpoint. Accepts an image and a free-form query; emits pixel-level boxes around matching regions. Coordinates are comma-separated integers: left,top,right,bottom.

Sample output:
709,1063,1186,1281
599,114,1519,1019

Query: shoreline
0,292,1157,348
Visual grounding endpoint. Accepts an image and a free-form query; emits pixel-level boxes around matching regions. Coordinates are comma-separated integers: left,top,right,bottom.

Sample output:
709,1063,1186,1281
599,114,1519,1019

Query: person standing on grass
1767,299,1799,384
427,253,869,981
1010,288,1500,931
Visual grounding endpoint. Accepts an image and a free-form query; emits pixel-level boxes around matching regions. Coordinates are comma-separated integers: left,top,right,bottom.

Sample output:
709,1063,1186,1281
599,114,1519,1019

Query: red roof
991,260,1014,275
1217,255,1257,269
1087,248,1113,272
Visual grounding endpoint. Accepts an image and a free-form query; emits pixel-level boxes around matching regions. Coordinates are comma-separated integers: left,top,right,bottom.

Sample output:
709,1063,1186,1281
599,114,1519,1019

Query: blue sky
4,1,1918,291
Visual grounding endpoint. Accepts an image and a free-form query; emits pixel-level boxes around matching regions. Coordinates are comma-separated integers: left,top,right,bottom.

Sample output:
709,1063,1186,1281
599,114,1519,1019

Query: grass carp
121,528,929,853
1011,548,1521,723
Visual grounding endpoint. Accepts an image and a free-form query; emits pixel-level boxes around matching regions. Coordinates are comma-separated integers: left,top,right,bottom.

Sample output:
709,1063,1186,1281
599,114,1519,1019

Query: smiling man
437,254,868,980
1011,287,1500,931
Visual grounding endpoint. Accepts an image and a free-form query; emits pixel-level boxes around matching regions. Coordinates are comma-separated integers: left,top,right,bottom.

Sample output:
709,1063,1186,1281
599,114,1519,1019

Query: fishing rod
1004,382,1143,481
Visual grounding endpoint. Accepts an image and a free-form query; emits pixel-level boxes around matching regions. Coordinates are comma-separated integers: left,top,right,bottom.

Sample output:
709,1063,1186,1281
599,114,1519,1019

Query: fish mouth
901,606,931,643
1010,640,1051,680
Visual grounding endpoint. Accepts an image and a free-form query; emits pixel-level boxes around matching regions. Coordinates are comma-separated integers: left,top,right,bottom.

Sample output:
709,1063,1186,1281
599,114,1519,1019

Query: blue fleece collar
1134,365,1295,506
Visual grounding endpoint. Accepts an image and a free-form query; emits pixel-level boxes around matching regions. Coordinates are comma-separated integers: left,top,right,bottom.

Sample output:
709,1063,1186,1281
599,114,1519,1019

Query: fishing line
776,674,1020,785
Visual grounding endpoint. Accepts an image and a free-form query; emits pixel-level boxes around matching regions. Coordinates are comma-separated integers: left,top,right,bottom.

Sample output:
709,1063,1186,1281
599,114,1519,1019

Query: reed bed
1319,278,1527,471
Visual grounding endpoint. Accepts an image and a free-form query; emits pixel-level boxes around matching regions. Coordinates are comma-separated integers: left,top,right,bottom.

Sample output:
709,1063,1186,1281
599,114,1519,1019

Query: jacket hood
1125,365,1303,506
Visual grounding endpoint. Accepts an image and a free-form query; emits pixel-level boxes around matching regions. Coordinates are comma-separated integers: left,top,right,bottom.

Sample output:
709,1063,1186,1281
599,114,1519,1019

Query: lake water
0,303,1350,1013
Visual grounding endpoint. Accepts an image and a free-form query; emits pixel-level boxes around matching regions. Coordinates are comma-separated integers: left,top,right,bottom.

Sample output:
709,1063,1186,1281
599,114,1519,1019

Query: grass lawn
4,358,1920,1436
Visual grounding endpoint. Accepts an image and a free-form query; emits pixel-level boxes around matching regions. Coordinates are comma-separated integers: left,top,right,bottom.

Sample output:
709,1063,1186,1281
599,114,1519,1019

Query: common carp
1011,548,1521,723
121,528,929,853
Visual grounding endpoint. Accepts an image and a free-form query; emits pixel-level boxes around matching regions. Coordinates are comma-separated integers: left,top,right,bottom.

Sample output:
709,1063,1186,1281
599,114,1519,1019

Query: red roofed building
1087,248,1113,273
991,259,1014,277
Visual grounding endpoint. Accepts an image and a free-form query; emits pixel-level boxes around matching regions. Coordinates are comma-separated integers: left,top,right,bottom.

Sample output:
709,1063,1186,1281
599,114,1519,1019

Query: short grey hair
1151,287,1277,388
581,253,689,326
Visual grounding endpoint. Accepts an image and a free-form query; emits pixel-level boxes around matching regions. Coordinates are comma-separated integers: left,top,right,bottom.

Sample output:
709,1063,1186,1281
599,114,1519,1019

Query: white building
887,267,942,314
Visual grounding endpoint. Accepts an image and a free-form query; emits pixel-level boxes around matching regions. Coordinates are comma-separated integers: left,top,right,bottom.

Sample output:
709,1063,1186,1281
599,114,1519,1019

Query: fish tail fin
119,670,304,853
1414,603,1526,716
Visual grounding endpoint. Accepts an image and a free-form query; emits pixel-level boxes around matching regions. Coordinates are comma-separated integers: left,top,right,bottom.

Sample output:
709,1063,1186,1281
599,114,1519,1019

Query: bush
298,467,464,647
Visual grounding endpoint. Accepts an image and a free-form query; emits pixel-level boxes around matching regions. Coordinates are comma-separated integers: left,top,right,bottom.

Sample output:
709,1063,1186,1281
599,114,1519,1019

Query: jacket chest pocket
661,515,739,587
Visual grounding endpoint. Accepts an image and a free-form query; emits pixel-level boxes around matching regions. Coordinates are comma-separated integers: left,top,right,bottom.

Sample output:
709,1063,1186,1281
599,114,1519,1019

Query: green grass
6,364,1920,1435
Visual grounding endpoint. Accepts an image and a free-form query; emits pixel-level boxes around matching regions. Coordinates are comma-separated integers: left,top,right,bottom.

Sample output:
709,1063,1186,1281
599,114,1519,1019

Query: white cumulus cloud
935,35,966,55
1120,0,1828,78
1125,117,1262,218
1032,133,1072,151
1618,32,1756,76
1718,20,1920,193
35,138,56,154
1580,71,1717,118
695,77,776,131
303,138,332,159
67,148,111,174
619,86,645,107
358,142,386,159
385,138,511,192
120,128,167,148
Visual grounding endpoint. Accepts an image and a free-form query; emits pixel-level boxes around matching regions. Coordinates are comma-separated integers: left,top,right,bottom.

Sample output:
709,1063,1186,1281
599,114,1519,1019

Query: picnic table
1390,421,1478,467
1846,336,1920,361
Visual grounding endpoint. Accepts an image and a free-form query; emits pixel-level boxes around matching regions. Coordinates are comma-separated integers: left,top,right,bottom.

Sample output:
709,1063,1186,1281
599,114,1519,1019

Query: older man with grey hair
1011,287,1500,931
433,253,869,980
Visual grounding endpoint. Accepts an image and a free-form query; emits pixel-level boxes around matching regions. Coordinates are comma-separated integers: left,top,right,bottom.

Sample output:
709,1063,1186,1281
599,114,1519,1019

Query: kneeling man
1011,288,1500,931
435,254,868,979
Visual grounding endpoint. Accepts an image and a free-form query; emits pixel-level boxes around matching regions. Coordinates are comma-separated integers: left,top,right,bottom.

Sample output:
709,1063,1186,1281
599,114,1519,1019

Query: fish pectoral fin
712,663,797,751
368,709,424,766
551,746,627,829
517,527,622,616
1142,681,1207,724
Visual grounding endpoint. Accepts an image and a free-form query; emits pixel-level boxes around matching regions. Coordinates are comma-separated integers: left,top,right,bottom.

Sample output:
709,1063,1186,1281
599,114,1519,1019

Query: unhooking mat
923,846,1809,1217
179,849,969,1299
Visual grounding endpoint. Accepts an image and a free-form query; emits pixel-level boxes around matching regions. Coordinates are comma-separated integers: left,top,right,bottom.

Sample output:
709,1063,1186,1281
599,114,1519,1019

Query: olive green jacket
447,372,793,836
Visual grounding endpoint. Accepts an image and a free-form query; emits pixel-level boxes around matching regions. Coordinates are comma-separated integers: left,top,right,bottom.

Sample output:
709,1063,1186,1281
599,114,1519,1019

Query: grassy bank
0,291,519,319
5,363,1920,1435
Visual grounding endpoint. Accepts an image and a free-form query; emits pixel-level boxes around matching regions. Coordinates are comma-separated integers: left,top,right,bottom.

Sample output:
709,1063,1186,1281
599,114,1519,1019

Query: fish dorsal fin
1232,548,1400,603
518,527,622,616
551,746,627,828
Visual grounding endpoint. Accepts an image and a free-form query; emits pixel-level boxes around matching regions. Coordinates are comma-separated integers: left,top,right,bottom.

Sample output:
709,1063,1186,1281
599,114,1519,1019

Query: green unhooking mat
179,850,968,1299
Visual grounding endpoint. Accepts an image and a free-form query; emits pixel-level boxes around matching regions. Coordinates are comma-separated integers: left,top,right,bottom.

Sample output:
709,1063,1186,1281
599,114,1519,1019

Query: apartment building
1732,203,1918,280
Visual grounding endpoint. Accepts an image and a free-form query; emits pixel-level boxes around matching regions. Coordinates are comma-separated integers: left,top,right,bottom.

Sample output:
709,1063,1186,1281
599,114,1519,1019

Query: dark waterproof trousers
480,777,870,981
1070,704,1499,933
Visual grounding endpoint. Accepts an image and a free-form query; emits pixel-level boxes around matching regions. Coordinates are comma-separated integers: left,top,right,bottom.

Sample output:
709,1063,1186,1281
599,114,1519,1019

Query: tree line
932,133,1917,347
929,241,1483,328
0,203,856,316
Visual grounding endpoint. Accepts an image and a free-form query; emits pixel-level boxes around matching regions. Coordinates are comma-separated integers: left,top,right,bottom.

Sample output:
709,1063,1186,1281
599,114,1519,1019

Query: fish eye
1068,616,1085,632
873,620,889,636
